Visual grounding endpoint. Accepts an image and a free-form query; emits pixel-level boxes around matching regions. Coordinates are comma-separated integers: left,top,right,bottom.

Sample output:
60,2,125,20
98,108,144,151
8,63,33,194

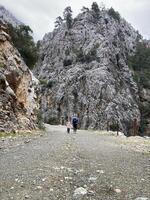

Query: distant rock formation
0,5,22,27
0,21,38,132
34,6,141,135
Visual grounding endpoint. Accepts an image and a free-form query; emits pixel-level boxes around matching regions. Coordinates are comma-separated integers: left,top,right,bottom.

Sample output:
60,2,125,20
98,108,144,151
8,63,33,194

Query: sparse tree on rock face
108,7,120,22
55,16,63,29
63,6,73,29
81,6,89,13
7,24,37,69
91,2,100,19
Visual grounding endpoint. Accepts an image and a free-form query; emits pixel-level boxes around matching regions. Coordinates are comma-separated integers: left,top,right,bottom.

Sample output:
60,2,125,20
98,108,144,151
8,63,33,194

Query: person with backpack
72,114,79,133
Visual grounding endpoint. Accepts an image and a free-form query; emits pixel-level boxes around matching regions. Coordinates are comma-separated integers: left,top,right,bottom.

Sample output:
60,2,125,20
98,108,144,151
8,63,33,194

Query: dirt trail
0,125,150,200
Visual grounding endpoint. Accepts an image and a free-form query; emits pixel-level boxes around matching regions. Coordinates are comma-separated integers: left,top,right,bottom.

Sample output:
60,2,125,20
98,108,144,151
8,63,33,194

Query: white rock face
35,8,141,135
0,21,38,132
135,198,149,200
73,187,87,198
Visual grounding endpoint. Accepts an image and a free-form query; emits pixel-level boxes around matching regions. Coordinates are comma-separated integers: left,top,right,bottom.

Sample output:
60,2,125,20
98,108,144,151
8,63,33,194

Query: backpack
72,117,78,125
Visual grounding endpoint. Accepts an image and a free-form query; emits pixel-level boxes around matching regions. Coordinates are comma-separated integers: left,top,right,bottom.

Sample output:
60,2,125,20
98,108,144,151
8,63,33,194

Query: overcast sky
0,0,150,41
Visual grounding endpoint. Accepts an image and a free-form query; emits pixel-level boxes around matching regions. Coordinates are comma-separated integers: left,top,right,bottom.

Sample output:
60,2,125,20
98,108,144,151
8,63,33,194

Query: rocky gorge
34,6,142,135
0,4,150,136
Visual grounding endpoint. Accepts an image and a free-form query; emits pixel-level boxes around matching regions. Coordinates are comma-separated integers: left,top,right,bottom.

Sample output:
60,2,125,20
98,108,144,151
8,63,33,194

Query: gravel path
0,125,150,200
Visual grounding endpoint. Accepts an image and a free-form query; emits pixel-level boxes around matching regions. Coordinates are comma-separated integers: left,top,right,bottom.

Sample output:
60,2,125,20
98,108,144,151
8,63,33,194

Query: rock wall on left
0,21,38,132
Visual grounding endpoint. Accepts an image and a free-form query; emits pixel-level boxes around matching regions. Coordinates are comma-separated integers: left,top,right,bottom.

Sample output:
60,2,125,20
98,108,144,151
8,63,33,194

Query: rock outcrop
0,5,22,27
34,7,141,135
0,21,38,132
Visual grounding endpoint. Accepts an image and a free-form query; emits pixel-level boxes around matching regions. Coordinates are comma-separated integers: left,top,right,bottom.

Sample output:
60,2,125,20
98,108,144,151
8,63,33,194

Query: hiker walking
72,114,79,133
66,119,72,134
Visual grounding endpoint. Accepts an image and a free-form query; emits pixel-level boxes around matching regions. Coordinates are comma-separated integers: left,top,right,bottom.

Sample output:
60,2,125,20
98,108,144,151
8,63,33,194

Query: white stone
88,176,97,182
73,187,87,198
36,186,42,190
114,188,121,193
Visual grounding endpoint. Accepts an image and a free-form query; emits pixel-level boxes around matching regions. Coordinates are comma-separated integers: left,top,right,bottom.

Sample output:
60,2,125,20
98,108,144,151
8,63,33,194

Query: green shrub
109,122,119,131
91,2,100,19
63,6,73,29
128,42,150,135
48,117,60,125
0,62,5,68
108,7,121,22
47,80,55,88
85,44,99,63
75,48,85,63
128,42,150,89
37,110,45,130
63,58,72,66
39,79,48,85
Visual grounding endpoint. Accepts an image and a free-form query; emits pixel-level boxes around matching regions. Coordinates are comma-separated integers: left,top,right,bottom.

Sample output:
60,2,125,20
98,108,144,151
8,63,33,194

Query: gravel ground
0,125,150,200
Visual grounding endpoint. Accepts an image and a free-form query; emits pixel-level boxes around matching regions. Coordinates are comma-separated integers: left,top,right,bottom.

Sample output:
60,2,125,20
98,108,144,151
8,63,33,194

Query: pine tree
81,6,89,13
91,2,100,19
63,6,73,29
108,7,120,22
55,16,63,29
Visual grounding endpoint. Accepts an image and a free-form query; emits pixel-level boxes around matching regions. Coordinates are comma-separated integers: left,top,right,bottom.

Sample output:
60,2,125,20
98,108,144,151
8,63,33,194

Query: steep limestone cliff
0,21,38,132
34,8,141,135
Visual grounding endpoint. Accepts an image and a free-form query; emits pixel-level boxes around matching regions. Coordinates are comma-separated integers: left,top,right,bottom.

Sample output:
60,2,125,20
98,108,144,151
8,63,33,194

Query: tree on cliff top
63,6,73,29
108,7,121,22
91,2,100,19
55,16,63,29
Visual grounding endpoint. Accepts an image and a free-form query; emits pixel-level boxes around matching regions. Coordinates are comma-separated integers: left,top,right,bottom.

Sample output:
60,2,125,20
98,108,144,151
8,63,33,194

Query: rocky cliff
34,7,141,135
0,21,38,132
0,5,22,27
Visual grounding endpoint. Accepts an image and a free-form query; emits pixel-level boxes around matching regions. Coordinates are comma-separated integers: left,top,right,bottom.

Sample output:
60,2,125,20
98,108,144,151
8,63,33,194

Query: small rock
24,140,30,144
25,195,30,199
10,187,14,190
20,182,24,187
53,167,60,170
114,188,121,193
88,176,97,182
36,186,42,190
49,188,54,192
65,177,72,180
87,190,95,196
96,170,104,174
73,187,87,198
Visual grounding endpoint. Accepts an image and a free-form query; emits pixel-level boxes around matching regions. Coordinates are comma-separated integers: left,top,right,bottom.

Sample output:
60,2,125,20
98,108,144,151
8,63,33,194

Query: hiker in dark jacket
72,114,79,133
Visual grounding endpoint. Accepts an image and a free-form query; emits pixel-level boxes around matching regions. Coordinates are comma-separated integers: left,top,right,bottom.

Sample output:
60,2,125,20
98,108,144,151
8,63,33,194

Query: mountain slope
0,5,22,27
34,7,141,135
